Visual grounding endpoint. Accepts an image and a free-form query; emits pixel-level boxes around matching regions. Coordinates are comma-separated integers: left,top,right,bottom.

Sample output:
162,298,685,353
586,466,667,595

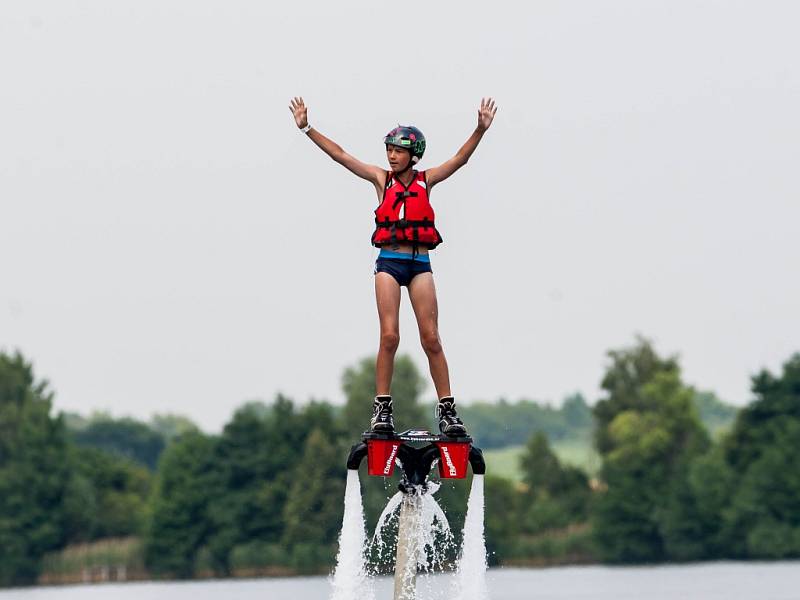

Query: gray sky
2,1,799,431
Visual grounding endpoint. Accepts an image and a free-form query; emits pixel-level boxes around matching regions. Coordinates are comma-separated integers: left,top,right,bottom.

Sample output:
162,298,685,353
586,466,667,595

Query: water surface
1,562,798,600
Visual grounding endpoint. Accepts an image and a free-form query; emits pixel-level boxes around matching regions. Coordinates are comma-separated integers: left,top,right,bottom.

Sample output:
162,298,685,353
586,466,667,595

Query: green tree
204,403,282,574
66,447,151,541
145,430,217,577
341,355,427,437
656,446,735,560
593,336,680,454
203,396,327,574
562,393,592,429
591,339,709,562
685,447,735,555
484,475,519,564
457,396,592,449
521,432,562,493
722,354,800,558
518,432,590,535
149,414,200,441
692,391,737,438
281,428,345,572
70,414,166,470
0,351,72,585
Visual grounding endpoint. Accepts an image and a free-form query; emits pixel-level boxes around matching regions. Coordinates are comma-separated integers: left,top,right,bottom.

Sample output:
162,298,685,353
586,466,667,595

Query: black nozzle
398,480,428,495
469,446,486,475
346,442,368,470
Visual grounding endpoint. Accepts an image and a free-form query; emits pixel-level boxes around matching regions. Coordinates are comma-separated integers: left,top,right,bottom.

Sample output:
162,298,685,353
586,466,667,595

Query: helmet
384,125,426,163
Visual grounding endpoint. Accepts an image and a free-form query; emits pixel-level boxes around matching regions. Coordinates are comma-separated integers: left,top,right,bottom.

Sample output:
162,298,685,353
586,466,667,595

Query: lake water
1,562,798,600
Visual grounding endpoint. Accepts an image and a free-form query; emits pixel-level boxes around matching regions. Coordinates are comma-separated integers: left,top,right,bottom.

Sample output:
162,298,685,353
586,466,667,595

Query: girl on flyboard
289,97,497,437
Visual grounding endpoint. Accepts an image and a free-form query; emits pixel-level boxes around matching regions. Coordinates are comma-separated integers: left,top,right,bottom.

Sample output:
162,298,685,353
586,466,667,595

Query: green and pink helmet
384,125,426,164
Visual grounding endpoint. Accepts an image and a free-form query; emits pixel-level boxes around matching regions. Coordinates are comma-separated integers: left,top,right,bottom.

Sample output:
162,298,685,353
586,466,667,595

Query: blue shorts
374,250,432,287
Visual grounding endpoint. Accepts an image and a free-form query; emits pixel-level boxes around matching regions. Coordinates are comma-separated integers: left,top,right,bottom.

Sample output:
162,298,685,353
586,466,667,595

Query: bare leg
408,272,451,399
375,272,402,395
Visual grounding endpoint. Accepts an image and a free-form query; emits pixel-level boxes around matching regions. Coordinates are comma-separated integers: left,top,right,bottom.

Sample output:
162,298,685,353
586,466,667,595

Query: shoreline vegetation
37,537,305,585
36,525,599,586
3,339,799,589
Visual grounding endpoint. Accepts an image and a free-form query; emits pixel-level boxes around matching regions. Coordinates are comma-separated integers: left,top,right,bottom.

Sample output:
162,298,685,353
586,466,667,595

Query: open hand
289,97,308,129
477,97,497,131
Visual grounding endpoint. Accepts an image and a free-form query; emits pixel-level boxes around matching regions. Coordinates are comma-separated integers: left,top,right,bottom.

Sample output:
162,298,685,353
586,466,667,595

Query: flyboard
347,429,485,600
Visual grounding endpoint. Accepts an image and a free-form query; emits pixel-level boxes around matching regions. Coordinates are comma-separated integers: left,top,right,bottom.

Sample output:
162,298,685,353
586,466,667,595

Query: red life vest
371,170,443,249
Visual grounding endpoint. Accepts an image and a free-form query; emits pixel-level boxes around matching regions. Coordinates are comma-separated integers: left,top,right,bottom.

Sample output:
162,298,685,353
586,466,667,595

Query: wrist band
300,124,312,133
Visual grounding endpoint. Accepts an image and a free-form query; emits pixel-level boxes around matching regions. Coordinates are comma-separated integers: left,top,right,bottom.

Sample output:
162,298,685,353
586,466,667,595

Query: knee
420,331,443,356
380,331,400,354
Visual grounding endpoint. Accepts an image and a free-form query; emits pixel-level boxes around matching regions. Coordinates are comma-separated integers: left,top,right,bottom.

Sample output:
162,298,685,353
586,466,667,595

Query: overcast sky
2,1,798,431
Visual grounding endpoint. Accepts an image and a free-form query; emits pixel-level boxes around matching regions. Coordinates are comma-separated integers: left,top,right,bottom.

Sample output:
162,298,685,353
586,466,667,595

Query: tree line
0,341,798,586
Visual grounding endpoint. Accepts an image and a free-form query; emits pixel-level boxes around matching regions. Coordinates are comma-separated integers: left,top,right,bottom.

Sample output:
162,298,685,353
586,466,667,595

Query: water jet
341,429,485,600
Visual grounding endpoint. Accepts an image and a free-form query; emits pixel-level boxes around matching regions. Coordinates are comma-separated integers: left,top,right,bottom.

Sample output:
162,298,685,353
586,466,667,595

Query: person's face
386,145,412,171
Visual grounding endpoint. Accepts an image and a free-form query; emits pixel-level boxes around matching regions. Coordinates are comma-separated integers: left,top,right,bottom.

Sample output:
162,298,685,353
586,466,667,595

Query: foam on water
455,474,489,600
330,470,374,600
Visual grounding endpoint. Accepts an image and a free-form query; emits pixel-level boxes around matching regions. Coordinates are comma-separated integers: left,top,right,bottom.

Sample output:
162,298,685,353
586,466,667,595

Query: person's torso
371,170,442,249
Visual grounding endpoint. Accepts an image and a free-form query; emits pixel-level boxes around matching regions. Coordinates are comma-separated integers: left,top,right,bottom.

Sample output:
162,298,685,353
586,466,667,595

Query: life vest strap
375,219,432,228
393,190,418,210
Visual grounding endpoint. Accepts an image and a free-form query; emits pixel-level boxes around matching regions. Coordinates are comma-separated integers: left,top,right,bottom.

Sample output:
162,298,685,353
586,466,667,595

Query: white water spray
330,470,374,600
374,491,404,548
371,483,453,573
334,438,487,600
416,484,453,571
455,474,489,600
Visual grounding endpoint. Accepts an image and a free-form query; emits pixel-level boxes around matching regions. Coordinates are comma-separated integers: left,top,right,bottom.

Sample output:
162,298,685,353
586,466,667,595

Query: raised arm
426,98,498,188
289,97,384,189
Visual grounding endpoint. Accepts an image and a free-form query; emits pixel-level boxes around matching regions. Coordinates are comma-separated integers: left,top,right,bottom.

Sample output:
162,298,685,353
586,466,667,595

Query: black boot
437,396,467,436
370,395,395,433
